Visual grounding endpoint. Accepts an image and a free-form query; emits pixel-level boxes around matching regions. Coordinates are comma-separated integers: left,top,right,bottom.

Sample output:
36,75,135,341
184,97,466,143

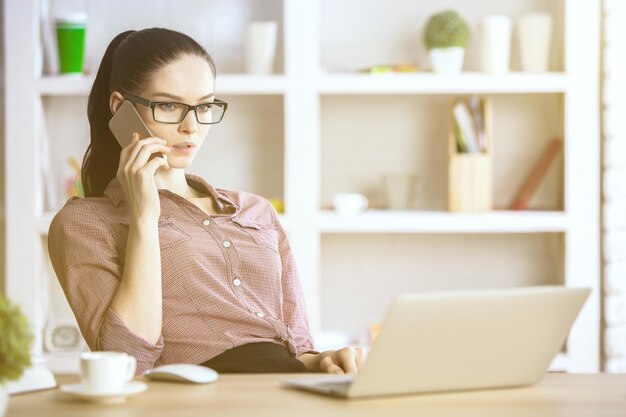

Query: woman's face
132,54,216,169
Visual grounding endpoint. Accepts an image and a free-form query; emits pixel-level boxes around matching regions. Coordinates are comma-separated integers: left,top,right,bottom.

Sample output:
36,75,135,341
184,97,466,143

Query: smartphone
108,100,153,148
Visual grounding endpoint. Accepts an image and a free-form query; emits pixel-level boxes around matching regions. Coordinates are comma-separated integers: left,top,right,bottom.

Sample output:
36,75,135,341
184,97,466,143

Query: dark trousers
200,342,310,373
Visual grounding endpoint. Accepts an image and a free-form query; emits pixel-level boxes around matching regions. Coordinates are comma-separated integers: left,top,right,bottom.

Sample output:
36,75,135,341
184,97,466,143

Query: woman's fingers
126,139,168,168
326,363,345,374
337,348,359,374
131,143,171,170
319,352,342,374
319,347,368,374
115,133,168,222
125,144,170,174
124,134,167,169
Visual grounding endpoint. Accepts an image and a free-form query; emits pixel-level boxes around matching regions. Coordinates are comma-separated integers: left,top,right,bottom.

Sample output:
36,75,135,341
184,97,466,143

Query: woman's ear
109,91,125,115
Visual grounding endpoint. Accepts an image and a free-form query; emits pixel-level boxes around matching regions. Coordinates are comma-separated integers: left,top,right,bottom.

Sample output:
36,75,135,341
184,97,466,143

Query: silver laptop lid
348,286,590,398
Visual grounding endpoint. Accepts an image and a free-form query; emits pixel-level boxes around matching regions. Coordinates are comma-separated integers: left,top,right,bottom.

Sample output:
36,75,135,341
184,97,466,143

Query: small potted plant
423,10,470,74
0,295,32,417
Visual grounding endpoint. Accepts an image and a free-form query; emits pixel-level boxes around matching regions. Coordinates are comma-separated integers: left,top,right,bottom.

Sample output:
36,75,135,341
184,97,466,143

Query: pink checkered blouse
48,174,316,374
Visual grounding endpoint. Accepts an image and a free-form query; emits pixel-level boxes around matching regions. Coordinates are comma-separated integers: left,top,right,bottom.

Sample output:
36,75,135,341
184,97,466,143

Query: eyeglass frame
121,92,228,125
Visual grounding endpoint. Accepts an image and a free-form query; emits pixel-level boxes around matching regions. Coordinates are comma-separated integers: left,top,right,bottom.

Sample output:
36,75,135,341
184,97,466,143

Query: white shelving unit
319,210,569,234
5,0,600,373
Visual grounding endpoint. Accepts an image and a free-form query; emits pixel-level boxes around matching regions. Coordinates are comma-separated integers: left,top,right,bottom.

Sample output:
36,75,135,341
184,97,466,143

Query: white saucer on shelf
59,381,147,404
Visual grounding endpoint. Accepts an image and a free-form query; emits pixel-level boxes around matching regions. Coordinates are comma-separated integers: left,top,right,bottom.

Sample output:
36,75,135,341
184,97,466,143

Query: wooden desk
6,373,626,417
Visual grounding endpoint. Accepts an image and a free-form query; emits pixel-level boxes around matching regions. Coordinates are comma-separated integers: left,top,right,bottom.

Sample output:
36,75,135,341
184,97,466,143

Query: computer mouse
143,364,219,384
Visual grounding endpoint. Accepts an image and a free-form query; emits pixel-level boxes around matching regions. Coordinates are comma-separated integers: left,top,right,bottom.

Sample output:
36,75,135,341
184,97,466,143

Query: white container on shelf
244,21,278,75
517,13,553,72
332,192,369,215
479,15,512,74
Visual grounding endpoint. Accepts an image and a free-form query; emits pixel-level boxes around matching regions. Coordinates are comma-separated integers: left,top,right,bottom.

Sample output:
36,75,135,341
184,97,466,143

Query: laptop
284,286,590,399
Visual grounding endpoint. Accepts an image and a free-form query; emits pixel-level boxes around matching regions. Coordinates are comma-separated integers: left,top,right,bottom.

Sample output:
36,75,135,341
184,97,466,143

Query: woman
48,28,366,374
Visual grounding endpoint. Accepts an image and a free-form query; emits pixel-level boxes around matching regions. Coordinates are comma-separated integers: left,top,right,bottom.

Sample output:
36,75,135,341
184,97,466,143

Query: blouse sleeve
47,198,163,374
270,203,318,357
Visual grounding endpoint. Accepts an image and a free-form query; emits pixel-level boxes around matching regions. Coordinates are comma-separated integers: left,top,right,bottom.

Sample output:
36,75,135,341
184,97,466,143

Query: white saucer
60,381,147,404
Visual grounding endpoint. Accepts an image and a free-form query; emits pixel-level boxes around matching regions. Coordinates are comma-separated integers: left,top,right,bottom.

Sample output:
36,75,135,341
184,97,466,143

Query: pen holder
448,153,492,211
448,98,493,212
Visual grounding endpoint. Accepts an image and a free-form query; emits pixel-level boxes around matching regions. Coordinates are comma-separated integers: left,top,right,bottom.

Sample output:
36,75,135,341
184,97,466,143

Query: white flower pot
0,385,8,417
429,47,465,75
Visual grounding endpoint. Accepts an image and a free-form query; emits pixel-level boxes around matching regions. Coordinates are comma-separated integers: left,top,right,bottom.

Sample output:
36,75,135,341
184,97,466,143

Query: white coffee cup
332,193,368,215
80,351,136,392
244,21,278,75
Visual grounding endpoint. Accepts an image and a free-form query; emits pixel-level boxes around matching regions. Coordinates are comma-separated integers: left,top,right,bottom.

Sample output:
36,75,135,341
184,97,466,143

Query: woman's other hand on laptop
298,347,368,374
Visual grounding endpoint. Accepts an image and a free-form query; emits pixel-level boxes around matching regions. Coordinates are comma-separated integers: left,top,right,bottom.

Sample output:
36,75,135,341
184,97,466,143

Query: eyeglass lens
153,102,225,124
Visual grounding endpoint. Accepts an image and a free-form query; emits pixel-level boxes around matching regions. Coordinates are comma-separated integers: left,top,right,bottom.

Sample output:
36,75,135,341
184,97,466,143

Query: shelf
45,210,566,235
37,75,94,95
38,211,289,235
319,72,570,95
37,74,287,96
38,72,568,96
318,210,569,234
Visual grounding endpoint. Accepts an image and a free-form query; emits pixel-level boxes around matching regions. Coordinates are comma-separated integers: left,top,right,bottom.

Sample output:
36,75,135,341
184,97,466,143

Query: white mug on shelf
479,15,512,74
244,21,278,75
517,13,553,72
332,193,369,215
80,352,136,393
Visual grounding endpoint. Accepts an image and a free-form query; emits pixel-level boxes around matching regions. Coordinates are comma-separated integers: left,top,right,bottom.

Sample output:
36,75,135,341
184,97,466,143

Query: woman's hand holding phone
116,132,171,224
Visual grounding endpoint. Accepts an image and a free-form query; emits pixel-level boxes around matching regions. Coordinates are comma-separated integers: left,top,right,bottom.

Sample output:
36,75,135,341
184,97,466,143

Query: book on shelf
451,96,487,153
511,138,563,210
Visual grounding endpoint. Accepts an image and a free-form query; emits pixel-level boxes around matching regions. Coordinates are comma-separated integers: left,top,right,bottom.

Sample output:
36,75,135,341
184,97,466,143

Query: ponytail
81,30,135,197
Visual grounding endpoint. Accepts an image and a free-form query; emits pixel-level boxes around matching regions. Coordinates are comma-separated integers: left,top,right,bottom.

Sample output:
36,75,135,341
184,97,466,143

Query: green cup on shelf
55,12,88,74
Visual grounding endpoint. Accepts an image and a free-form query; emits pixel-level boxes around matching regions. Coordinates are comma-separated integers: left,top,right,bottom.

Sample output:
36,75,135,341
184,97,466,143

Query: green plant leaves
0,295,33,384
424,10,470,49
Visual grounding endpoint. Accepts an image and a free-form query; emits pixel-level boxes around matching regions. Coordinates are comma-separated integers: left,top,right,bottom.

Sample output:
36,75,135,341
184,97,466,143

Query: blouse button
233,278,241,287
256,312,265,318
202,219,210,226
223,241,231,248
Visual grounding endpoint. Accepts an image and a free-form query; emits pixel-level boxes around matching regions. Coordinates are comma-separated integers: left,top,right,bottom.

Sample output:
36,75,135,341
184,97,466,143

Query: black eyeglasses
122,92,228,125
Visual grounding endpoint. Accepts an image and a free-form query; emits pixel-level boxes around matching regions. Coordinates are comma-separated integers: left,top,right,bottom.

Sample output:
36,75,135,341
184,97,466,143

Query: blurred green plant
0,295,32,385
423,10,470,49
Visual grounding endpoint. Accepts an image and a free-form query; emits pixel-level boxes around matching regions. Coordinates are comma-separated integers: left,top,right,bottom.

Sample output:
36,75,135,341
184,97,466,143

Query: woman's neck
155,167,197,199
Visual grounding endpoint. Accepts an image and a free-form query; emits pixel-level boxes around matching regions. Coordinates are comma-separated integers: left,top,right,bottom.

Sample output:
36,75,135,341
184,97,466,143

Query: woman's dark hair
81,28,217,197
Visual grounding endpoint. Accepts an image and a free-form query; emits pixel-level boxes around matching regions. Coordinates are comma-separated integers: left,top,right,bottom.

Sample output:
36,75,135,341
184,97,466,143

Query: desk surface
6,373,626,417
